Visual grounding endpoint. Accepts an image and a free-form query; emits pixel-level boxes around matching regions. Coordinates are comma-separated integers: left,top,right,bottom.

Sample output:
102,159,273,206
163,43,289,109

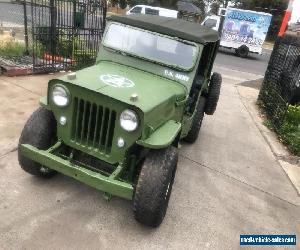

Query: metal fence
0,1,32,72
0,1,28,40
0,0,106,74
30,0,106,73
258,35,300,129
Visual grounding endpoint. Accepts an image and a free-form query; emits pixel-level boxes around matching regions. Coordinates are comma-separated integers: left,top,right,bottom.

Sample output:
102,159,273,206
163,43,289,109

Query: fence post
50,0,57,70
23,0,29,55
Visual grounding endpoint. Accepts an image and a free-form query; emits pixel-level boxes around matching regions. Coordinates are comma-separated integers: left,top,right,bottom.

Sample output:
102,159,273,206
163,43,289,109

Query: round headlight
120,109,138,132
52,85,69,107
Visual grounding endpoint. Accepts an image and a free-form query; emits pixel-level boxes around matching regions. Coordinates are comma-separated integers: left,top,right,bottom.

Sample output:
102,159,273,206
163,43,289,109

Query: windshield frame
102,21,199,71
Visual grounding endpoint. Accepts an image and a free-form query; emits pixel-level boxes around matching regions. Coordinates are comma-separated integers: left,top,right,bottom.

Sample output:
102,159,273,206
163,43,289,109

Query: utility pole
278,0,294,37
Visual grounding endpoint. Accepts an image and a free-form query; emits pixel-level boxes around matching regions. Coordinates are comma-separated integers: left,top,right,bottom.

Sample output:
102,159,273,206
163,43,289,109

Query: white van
126,5,178,19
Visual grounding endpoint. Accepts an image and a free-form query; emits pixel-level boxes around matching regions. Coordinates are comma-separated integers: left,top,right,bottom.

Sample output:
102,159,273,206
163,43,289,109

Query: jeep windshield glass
103,23,198,70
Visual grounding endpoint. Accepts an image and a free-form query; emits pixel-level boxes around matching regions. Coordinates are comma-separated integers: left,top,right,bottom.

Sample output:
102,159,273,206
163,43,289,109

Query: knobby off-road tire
133,146,178,227
205,72,222,115
18,107,57,178
184,96,206,143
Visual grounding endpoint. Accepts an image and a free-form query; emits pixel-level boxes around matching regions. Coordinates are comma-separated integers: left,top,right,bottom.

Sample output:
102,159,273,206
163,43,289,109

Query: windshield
103,23,198,70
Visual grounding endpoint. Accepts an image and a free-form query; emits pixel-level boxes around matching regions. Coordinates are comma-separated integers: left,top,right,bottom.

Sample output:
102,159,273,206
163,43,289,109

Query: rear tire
184,96,206,143
205,72,222,115
236,45,249,58
133,146,178,227
18,107,57,178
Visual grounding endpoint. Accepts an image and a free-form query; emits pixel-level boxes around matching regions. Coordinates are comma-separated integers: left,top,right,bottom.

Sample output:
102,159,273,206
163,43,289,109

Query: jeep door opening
18,15,221,227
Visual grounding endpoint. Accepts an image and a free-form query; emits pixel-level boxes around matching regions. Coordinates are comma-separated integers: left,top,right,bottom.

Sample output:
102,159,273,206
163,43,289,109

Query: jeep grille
72,97,116,154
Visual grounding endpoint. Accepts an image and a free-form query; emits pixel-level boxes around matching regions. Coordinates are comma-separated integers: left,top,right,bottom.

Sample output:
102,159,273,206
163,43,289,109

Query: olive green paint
20,144,134,200
107,15,220,44
21,18,220,199
137,120,181,148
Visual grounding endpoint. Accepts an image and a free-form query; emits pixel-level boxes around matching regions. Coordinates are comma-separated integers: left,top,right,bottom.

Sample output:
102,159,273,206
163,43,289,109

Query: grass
262,104,300,156
0,38,26,57
278,105,300,155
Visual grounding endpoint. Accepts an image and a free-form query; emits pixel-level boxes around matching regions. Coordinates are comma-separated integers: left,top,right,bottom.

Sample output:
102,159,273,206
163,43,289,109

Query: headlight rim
120,109,139,132
51,84,70,107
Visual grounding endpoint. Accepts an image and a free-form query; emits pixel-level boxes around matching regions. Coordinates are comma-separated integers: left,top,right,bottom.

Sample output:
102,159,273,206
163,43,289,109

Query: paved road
0,2,31,26
0,2,103,28
215,48,271,76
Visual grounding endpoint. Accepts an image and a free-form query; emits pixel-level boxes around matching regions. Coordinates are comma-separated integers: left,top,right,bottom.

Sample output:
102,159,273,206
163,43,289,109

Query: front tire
133,146,178,227
18,107,57,178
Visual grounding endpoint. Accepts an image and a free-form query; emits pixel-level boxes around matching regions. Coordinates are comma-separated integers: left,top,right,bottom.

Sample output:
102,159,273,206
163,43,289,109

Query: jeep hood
57,61,187,113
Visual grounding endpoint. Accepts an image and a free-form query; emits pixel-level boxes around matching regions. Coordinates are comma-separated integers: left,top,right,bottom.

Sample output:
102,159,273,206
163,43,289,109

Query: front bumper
20,144,134,200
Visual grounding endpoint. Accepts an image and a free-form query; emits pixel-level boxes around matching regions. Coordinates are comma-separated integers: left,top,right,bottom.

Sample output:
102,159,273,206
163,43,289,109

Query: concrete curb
0,58,33,77
280,160,300,196
214,65,264,81
1,66,33,76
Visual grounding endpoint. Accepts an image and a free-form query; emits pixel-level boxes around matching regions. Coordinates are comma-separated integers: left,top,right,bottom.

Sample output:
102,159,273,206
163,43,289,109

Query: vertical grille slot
72,97,116,154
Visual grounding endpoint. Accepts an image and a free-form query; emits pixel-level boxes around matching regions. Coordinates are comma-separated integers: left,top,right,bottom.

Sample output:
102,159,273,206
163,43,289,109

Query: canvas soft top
107,15,219,44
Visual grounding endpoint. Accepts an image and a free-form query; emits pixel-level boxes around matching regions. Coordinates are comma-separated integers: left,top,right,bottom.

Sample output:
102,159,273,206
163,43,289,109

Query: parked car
126,5,178,18
18,15,221,227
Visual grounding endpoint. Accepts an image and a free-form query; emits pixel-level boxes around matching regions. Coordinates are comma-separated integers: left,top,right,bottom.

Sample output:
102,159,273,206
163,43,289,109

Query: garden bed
262,104,300,156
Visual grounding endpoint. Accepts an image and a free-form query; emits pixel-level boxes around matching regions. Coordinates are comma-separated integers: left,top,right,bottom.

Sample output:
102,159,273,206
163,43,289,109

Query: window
130,7,142,14
204,19,217,28
103,23,198,69
145,8,159,16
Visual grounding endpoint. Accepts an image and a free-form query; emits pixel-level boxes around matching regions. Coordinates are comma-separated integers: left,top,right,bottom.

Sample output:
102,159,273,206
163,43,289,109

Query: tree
110,0,118,7
127,0,152,7
210,2,220,15
192,0,206,13
119,0,127,8
176,0,205,16
192,0,223,14
152,0,178,8
232,0,288,10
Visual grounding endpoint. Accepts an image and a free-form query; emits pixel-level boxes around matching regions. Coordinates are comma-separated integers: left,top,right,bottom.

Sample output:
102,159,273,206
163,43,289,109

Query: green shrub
284,105,300,126
0,39,25,57
279,105,300,155
28,40,44,58
34,27,96,68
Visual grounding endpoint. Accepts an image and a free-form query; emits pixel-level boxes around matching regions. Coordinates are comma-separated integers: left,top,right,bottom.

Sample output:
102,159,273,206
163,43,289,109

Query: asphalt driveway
0,66,299,249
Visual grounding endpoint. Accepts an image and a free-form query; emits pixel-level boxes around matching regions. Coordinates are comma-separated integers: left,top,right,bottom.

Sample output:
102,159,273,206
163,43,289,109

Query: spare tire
205,72,222,115
184,96,206,143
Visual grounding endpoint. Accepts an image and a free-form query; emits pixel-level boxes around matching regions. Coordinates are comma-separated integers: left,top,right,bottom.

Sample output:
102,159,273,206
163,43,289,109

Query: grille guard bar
20,143,134,200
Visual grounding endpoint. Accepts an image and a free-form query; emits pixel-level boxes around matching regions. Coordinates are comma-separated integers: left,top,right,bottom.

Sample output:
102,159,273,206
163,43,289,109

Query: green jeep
18,15,221,227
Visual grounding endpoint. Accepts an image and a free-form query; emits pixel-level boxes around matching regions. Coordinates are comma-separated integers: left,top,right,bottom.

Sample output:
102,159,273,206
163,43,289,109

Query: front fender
39,96,50,110
136,120,181,149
